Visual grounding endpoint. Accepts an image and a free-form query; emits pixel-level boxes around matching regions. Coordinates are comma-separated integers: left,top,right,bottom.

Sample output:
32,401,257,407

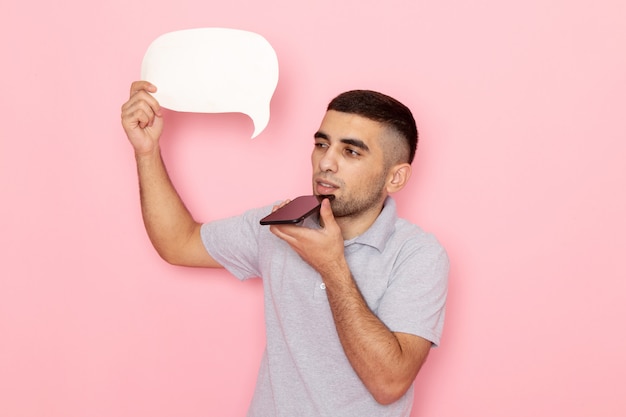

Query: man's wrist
134,145,161,163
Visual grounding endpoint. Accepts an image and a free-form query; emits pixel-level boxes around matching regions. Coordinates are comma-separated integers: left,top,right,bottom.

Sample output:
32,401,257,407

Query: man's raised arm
120,81,221,268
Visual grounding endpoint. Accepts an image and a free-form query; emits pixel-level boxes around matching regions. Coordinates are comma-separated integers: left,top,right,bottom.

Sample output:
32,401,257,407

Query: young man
121,81,449,417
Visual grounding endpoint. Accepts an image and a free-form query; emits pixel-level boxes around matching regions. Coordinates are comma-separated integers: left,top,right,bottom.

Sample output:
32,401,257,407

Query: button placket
313,280,327,300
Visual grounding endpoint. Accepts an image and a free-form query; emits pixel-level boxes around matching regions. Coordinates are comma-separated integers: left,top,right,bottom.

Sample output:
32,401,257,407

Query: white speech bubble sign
141,28,279,138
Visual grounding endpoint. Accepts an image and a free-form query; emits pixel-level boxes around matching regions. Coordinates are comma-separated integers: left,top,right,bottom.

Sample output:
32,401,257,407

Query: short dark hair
327,90,418,164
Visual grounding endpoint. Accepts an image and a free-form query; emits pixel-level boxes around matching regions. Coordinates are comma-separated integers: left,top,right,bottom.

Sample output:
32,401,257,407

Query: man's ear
386,163,412,193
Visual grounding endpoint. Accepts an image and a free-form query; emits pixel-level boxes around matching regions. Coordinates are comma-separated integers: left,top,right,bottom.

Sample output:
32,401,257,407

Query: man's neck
333,202,385,241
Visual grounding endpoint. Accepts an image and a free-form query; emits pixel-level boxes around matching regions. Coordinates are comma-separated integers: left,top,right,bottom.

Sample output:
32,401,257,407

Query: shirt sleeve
200,205,272,280
376,234,450,347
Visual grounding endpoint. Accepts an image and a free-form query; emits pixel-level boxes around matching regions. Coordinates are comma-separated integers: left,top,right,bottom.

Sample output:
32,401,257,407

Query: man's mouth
315,179,339,195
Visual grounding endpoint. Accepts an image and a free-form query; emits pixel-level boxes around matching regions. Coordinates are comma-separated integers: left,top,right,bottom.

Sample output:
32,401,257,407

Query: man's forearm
135,148,200,264
323,262,428,405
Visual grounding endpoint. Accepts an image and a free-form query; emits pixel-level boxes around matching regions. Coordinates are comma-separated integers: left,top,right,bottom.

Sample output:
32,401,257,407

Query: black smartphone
260,195,334,225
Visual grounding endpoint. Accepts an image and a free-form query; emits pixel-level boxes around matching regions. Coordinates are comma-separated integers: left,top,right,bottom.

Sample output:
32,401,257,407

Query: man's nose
319,148,338,172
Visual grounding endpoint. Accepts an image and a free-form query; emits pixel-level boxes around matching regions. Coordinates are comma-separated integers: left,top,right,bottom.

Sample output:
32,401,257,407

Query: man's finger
271,199,291,213
319,198,336,228
130,80,157,96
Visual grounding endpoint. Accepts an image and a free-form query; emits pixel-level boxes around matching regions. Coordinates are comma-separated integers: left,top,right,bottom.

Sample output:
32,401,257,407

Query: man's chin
316,194,336,202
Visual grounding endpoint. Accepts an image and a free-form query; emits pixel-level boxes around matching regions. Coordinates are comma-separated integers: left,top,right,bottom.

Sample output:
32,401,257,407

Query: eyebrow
314,131,371,153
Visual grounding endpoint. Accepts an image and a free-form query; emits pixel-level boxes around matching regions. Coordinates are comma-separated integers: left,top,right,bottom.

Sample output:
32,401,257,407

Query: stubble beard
329,174,387,218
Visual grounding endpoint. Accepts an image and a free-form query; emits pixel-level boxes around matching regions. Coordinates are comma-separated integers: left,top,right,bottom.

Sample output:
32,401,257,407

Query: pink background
1,0,625,416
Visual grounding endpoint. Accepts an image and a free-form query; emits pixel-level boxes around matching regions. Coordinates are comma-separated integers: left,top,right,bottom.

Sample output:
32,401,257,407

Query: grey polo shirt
201,197,449,417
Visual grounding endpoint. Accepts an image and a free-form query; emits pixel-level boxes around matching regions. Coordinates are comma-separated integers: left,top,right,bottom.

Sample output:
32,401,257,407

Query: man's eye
345,148,360,157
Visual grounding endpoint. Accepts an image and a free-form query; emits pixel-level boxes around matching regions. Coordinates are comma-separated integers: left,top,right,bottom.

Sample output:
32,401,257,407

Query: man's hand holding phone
267,196,346,276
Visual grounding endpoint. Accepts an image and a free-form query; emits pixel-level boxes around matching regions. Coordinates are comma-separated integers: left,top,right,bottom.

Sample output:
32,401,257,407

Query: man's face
311,110,390,218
